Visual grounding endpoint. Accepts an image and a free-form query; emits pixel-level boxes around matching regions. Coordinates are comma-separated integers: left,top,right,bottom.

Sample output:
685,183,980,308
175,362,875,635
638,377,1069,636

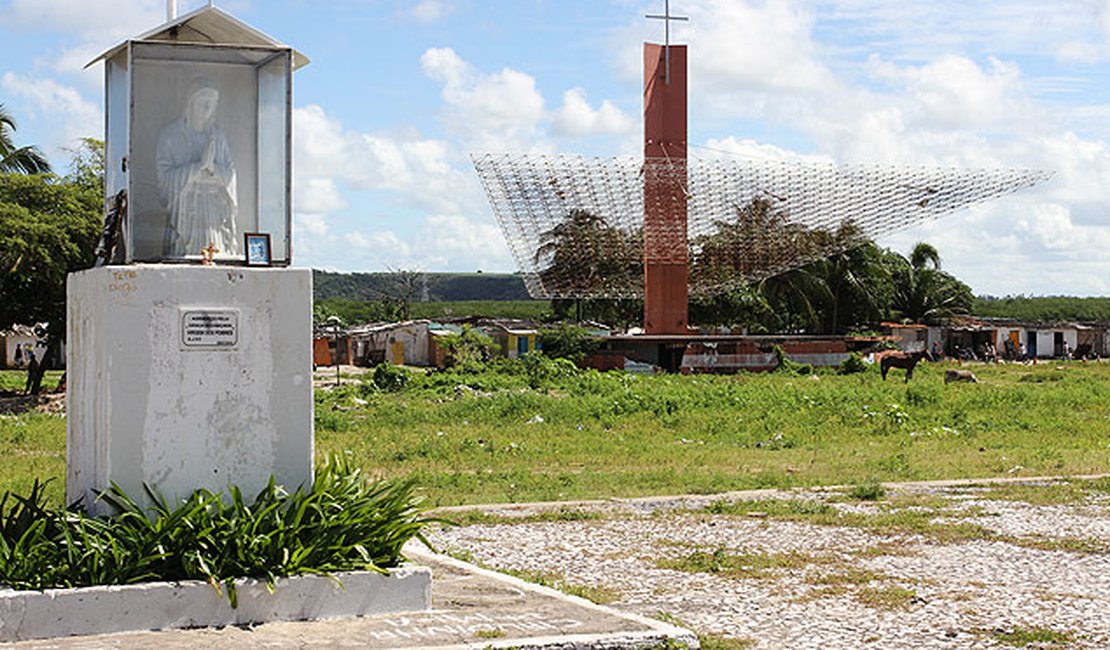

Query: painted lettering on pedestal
181,309,239,348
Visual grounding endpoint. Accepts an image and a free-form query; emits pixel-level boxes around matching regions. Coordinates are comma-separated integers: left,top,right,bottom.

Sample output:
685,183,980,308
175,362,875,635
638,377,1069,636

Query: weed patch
1004,535,1109,555
446,506,604,527
697,497,999,546
848,480,887,501
987,625,1075,648
855,585,917,609
980,478,1108,506
657,547,835,579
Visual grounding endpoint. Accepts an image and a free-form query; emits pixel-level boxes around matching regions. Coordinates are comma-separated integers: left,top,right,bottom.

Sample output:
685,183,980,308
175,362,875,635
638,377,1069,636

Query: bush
372,363,411,392
839,352,869,375
772,345,812,376
440,326,498,369
539,323,598,362
0,457,438,606
520,353,580,389
849,479,887,501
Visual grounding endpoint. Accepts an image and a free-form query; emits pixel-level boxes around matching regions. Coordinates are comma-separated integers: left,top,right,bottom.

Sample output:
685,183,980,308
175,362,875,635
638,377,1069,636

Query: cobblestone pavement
430,479,1109,649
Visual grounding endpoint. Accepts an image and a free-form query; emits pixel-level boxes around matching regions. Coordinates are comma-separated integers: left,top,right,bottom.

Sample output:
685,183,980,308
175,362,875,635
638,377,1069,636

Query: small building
478,320,541,359
347,320,432,367
1028,323,1079,359
313,325,351,367
879,322,929,353
427,324,463,368
1,324,54,369
1076,323,1107,358
945,319,999,359
951,318,1082,360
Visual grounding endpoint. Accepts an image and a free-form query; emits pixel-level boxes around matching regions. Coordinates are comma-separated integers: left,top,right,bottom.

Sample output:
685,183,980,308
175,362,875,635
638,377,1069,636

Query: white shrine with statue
67,5,313,514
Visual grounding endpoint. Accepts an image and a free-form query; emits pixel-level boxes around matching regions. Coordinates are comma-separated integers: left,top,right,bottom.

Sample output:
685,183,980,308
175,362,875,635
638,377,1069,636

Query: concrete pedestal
66,265,313,514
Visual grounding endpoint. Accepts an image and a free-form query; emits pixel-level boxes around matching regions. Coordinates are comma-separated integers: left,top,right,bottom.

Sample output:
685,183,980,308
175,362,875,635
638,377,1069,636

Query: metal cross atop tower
646,0,688,84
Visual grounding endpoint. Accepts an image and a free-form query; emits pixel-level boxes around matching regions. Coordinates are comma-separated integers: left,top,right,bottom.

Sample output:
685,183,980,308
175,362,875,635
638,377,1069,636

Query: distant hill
973,296,1110,322
313,270,531,302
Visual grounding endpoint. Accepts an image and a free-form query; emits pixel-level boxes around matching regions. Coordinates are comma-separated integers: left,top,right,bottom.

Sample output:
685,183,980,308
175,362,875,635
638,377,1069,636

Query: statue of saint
156,78,238,258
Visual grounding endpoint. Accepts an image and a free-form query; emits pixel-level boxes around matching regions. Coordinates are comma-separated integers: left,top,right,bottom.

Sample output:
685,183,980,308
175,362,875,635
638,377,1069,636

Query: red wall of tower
643,43,688,335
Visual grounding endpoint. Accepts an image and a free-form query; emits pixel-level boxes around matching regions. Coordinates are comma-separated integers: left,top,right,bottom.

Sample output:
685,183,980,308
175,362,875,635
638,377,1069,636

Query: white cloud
420,47,547,151
551,88,635,137
294,177,348,215
1019,203,1089,251
701,136,835,164
815,0,1110,65
0,72,101,156
290,103,511,272
417,214,509,269
409,0,454,24
1,0,181,85
294,212,329,238
868,55,1034,130
294,104,480,215
1,0,165,39
300,215,511,274
343,230,413,258
689,0,836,95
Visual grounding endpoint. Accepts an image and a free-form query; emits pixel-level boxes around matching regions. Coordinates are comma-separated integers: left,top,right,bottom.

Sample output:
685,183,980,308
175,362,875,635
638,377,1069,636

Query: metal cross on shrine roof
646,0,688,84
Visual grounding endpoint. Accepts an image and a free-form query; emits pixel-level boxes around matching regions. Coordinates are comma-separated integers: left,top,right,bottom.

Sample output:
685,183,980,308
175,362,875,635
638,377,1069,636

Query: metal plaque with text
181,309,239,349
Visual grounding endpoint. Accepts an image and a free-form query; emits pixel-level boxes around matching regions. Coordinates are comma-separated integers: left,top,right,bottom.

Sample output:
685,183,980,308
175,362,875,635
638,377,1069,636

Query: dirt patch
0,393,66,416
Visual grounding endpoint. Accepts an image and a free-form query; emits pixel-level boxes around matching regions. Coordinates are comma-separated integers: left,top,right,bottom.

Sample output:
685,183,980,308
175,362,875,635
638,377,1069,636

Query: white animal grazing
944,369,979,384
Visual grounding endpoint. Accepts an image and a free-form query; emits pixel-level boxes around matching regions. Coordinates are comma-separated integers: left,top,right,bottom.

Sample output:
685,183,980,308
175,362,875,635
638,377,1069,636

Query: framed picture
244,232,272,267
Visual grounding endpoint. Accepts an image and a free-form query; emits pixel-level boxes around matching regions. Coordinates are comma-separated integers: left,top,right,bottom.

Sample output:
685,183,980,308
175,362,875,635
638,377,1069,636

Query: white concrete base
0,566,431,643
66,265,314,514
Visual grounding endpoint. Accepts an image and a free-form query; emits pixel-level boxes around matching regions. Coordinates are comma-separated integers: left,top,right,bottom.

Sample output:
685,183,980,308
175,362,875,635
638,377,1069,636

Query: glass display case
104,41,292,265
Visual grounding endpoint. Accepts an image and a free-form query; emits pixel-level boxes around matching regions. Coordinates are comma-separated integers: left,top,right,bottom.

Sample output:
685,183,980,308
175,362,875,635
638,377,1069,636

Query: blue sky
2,0,1108,296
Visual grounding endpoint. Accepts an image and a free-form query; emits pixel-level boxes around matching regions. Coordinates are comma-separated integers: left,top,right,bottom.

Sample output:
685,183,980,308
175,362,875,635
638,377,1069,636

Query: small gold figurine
201,242,219,265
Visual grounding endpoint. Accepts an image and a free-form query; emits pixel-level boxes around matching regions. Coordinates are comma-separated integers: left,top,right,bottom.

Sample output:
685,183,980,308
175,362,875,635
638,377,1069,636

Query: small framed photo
244,232,272,267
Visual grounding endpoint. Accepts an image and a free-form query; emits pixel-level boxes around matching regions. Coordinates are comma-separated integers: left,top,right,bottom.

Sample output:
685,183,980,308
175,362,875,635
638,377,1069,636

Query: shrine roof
88,5,308,70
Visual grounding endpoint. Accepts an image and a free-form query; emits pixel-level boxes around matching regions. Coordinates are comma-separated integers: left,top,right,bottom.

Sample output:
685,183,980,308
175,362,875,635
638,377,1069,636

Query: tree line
537,202,974,333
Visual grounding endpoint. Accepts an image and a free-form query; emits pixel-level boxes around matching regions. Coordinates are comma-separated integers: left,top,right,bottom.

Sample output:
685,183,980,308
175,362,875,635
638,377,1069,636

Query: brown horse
878,349,928,382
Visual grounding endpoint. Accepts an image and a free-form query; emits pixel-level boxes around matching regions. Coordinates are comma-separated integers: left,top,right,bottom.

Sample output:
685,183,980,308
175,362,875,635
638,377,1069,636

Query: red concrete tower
643,42,688,334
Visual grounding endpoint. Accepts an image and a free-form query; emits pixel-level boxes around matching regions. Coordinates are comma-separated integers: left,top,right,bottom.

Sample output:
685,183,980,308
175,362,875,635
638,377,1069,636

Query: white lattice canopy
473,153,1049,299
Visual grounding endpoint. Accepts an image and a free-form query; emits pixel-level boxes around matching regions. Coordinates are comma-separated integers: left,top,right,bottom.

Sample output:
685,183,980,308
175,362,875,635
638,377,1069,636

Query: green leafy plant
0,457,439,606
772,345,812,375
519,353,580,389
848,479,887,501
839,351,869,375
440,325,498,369
538,322,599,362
372,363,411,392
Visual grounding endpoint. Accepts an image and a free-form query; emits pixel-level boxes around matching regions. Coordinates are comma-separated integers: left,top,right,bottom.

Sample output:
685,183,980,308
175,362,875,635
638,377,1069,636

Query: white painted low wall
0,566,431,643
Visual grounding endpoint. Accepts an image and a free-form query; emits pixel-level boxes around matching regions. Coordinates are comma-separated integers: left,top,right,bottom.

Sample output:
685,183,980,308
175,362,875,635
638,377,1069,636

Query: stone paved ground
430,478,1109,649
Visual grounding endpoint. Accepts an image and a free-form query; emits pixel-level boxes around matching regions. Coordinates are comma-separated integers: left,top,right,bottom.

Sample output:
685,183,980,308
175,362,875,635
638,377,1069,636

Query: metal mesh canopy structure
473,153,1049,299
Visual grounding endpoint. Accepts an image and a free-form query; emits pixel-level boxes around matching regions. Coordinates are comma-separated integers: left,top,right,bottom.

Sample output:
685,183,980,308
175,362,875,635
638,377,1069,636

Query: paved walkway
432,475,1110,650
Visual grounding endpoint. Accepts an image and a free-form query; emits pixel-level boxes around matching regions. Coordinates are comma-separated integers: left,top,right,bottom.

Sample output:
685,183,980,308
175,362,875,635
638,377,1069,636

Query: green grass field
2,361,1108,507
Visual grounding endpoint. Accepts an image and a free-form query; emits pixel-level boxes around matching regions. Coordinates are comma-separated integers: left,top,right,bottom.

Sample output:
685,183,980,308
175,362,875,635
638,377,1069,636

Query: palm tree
0,104,51,174
889,242,972,324
534,208,642,298
805,240,893,334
